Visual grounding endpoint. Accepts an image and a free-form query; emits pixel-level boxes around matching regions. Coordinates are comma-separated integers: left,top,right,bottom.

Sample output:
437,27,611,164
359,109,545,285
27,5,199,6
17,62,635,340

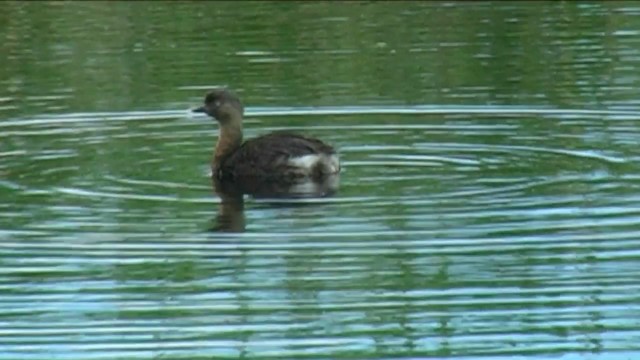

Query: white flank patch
288,154,341,174
288,154,322,170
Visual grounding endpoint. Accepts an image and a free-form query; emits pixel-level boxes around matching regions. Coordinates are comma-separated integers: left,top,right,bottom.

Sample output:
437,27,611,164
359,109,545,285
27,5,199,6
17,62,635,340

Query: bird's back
216,131,340,182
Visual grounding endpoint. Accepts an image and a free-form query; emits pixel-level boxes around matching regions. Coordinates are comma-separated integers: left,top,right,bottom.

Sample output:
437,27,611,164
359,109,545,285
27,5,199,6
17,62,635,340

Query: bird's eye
214,100,221,107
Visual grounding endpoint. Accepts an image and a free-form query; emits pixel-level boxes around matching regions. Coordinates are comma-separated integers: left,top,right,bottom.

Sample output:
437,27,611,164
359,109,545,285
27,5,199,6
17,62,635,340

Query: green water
1,2,640,359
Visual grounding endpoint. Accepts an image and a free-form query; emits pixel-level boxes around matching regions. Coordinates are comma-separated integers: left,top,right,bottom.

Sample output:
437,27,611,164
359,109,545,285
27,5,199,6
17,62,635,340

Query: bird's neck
214,118,243,169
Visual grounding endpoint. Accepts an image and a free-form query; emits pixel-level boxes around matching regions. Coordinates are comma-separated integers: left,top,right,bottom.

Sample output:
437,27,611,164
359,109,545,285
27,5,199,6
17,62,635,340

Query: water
1,1,640,359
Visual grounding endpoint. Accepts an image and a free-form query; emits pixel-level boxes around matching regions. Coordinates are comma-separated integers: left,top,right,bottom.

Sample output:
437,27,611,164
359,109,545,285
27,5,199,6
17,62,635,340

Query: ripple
52,187,214,203
3,105,640,128
3,1,640,358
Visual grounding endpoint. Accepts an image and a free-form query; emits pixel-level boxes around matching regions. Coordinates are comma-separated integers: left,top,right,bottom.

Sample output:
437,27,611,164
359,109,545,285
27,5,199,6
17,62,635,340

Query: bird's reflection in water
210,174,340,232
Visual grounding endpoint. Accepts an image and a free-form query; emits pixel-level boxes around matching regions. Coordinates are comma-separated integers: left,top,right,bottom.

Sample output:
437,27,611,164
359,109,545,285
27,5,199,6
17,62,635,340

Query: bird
193,88,341,184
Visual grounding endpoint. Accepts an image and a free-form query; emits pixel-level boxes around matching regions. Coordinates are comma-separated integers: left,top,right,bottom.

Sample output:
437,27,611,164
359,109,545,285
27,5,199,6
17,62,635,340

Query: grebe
193,88,340,183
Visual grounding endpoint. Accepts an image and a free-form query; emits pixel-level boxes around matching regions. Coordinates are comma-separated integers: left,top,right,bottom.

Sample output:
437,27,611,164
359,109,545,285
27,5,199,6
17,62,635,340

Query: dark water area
1,2,640,359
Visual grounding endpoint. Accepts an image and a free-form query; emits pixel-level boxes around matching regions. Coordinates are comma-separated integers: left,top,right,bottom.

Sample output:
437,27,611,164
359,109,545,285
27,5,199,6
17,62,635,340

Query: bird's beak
192,106,206,113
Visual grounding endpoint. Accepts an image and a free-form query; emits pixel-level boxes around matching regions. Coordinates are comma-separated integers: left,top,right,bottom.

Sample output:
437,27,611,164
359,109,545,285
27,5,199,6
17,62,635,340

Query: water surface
1,2,640,359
